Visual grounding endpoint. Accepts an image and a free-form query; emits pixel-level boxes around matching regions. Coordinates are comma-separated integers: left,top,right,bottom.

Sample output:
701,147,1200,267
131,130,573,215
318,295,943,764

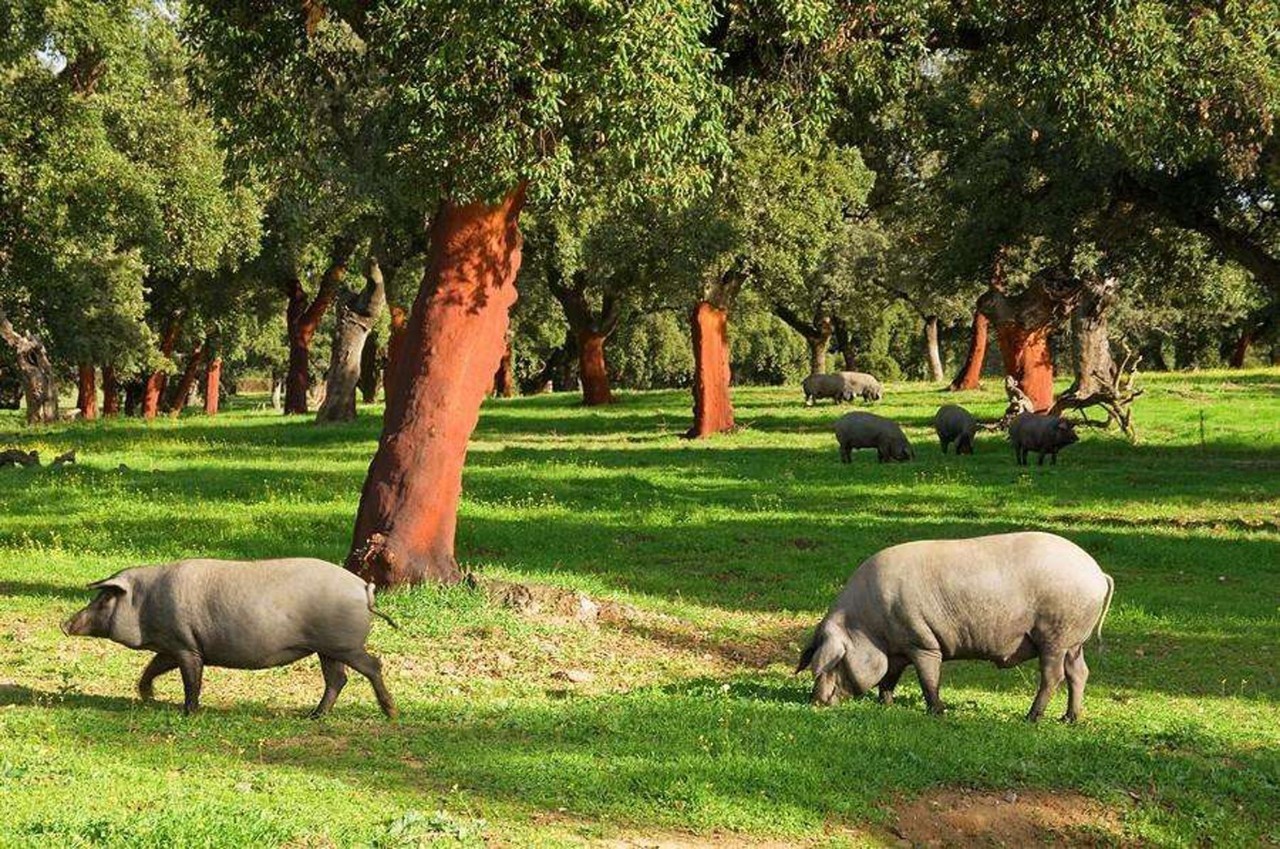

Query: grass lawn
1,370,1278,847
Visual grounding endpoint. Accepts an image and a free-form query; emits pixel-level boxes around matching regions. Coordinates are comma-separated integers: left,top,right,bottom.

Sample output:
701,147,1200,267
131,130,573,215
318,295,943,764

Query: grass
0,370,1278,847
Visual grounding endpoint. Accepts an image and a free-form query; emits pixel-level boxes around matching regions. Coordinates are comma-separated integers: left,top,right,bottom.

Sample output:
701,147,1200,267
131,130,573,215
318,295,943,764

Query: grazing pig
1009,413,1079,466
834,411,913,463
934,404,978,455
62,558,398,718
802,371,883,405
798,532,1114,722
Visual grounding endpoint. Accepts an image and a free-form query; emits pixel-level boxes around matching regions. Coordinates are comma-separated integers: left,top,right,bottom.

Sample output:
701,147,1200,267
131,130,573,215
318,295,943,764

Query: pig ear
843,630,889,694
799,628,849,677
87,575,129,594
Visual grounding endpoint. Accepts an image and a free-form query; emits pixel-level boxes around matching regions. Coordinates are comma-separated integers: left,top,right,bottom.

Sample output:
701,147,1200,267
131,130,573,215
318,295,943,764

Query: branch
771,302,819,337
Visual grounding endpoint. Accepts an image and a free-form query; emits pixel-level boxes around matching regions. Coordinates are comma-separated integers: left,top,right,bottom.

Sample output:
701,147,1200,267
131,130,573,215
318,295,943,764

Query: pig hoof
1059,712,1080,724
926,704,946,716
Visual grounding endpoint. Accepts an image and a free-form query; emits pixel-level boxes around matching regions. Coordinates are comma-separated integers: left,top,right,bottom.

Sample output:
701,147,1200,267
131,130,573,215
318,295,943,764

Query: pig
934,404,978,455
834,411,913,463
797,532,1114,722
62,558,397,718
1009,412,1079,466
802,371,883,405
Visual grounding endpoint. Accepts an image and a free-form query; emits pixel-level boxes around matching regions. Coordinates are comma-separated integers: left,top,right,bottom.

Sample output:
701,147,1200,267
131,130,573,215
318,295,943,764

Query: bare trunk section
102,366,120,417
687,300,735,437
143,317,182,421
978,267,1085,412
492,335,516,398
204,356,222,416
924,315,945,382
773,304,832,375
576,331,611,405
77,365,98,420
347,184,527,587
832,317,857,370
383,305,408,407
359,331,381,403
318,254,387,423
165,343,205,414
949,310,989,390
547,265,622,406
285,238,355,415
1066,277,1118,398
0,311,59,424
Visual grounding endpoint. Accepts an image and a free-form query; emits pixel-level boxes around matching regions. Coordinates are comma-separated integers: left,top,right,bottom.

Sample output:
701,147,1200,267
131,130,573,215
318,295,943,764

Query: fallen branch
1051,346,1143,439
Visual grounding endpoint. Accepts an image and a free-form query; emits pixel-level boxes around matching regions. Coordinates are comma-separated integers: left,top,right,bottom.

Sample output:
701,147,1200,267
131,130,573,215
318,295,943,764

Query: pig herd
59,372,1114,727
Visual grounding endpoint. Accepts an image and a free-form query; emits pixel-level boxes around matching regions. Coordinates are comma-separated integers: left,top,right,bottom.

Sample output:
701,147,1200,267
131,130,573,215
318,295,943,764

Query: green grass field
1,371,1278,847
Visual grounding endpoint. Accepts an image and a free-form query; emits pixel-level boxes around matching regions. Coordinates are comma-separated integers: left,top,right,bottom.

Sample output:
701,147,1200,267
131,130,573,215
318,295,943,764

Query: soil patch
890,787,1125,847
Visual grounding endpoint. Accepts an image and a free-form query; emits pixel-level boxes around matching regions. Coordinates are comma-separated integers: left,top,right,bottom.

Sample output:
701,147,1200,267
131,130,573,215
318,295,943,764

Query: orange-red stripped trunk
101,366,120,417
347,185,526,587
577,330,612,406
383,305,408,406
686,300,735,438
166,343,204,414
950,311,988,391
77,365,97,420
996,324,1054,412
204,357,222,416
143,319,181,421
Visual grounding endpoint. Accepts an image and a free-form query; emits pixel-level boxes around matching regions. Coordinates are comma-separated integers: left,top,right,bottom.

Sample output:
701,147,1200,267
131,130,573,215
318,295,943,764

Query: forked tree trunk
102,366,121,417
546,263,621,406
383,305,408,406
577,331,611,405
994,324,1055,411
773,305,832,375
77,365,98,420
687,299,735,437
358,331,381,403
0,312,59,424
317,255,387,423
285,239,355,415
924,315,945,382
143,317,182,421
204,357,222,416
1066,278,1118,397
347,184,526,587
832,317,857,370
949,310,988,390
493,336,516,398
165,343,204,414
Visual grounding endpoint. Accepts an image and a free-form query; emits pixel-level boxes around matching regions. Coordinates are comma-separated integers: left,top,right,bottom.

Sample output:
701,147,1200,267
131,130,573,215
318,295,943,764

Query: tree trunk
492,336,516,398
577,330,612,405
687,300,735,437
358,331,381,403
1066,278,1118,397
832,317,857,370
994,324,1055,411
165,343,205,414
125,379,144,416
204,357,222,416
77,365,98,420
317,255,387,424
949,310,988,390
0,311,59,424
772,304,832,375
143,317,182,421
924,315,945,382
383,305,408,406
285,240,355,415
102,366,120,417
805,333,828,375
347,184,526,587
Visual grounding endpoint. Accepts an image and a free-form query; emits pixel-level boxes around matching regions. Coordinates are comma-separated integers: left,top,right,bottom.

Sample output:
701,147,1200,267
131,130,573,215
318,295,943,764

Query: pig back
138,558,374,668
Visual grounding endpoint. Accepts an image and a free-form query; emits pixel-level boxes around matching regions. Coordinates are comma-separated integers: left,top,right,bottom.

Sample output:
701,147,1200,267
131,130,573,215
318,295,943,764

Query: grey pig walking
1009,412,1079,466
934,404,978,454
798,532,1113,722
802,371,883,405
63,558,398,718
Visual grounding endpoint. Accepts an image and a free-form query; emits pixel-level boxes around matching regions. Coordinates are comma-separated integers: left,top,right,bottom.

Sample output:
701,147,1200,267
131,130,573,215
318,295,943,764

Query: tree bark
347,184,526,587
687,299,735,437
383,304,408,406
978,267,1084,412
102,366,121,417
165,342,205,414
1066,277,1118,397
949,310,988,390
358,331,381,403
204,356,222,416
317,254,387,423
832,317,857,370
576,330,612,405
492,335,516,398
773,304,832,375
285,238,355,415
143,316,182,421
546,265,621,406
0,311,59,424
924,315,945,382
77,365,98,420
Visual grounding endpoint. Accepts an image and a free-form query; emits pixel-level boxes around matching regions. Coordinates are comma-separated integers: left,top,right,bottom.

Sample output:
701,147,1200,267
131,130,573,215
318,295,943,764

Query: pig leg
137,653,179,701
878,656,909,705
840,442,852,464
1037,451,1047,466
177,653,204,715
940,436,950,454
1050,450,1058,466
1061,646,1089,723
910,650,945,714
310,656,348,719
1027,646,1067,722
342,650,398,719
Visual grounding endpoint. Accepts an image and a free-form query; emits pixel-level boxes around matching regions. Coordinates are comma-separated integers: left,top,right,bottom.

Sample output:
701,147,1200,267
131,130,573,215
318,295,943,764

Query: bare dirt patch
889,788,1125,847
